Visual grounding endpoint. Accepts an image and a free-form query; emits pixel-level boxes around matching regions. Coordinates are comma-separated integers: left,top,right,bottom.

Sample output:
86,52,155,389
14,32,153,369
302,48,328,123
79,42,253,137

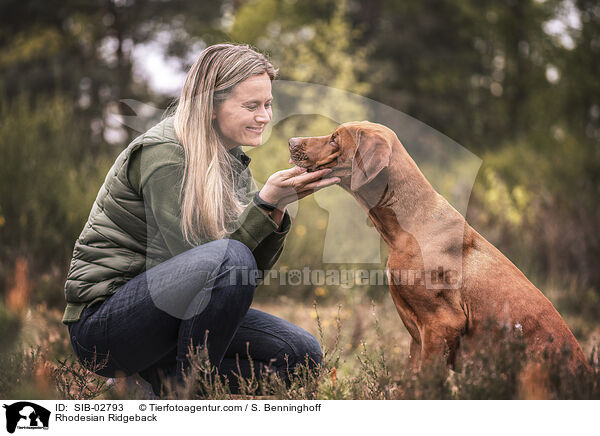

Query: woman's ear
350,130,392,191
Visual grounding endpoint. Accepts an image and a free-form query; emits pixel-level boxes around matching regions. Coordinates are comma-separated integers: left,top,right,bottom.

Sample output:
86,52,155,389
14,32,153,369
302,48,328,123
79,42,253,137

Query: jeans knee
223,239,257,271
281,333,322,370
302,334,323,368
222,240,257,293
209,240,255,306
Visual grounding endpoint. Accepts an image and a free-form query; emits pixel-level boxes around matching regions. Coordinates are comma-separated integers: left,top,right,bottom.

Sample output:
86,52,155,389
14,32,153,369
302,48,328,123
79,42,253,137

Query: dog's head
289,121,394,191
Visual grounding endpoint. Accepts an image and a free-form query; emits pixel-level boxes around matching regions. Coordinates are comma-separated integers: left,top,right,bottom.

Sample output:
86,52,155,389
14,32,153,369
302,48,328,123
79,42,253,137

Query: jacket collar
228,146,251,169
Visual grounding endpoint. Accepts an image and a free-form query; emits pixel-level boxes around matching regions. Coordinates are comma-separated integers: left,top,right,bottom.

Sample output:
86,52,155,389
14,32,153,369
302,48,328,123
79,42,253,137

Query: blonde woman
62,43,339,397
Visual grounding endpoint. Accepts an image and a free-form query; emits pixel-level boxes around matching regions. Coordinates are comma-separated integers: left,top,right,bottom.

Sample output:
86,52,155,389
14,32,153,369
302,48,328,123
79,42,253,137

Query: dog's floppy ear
350,130,392,191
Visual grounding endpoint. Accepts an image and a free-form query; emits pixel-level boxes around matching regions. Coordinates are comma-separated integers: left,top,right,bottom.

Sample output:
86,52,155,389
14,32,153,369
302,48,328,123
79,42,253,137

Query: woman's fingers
284,168,333,188
277,166,308,179
302,176,341,191
297,168,332,182
264,166,339,207
273,166,331,185
277,177,341,204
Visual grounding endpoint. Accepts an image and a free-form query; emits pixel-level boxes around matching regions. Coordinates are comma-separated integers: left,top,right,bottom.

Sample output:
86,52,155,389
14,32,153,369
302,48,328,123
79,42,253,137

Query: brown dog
289,121,589,373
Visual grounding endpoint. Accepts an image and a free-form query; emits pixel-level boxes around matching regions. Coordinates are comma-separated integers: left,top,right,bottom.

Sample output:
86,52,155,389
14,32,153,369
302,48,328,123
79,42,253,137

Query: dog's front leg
420,327,456,367
408,337,422,371
420,324,465,370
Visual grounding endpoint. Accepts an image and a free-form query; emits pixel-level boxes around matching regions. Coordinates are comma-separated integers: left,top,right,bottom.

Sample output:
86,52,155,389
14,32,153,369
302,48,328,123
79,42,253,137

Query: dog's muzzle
288,138,309,165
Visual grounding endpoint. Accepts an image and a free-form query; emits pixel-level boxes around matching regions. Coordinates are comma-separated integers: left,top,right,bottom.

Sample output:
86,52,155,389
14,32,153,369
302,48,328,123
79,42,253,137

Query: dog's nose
289,137,308,165
288,137,302,149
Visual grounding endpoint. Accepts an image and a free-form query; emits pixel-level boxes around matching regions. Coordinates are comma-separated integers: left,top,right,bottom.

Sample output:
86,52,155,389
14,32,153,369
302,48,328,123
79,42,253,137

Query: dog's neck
344,143,462,260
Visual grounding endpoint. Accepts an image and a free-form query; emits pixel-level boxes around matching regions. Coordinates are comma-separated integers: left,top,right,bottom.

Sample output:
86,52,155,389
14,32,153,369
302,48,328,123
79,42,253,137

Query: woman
62,43,340,397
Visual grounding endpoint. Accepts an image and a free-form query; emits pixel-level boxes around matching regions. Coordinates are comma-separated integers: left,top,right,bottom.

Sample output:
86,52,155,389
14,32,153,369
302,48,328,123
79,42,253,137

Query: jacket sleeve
226,201,291,271
225,170,291,271
128,145,291,269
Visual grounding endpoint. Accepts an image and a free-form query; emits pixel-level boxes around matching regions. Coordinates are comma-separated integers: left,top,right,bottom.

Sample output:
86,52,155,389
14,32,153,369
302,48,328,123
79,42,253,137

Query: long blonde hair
172,43,278,244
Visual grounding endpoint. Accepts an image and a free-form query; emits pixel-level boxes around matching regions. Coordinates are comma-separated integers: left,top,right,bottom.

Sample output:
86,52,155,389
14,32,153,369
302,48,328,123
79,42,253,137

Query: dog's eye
329,136,337,145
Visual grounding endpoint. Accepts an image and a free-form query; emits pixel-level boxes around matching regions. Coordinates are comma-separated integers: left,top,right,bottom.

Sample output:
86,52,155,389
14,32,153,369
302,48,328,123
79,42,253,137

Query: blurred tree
0,0,227,302
0,0,226,155
227,0,600,295
544,0,600,287
350,0,562,152
1,0,599,306
0,94,109,303
564,0,600,139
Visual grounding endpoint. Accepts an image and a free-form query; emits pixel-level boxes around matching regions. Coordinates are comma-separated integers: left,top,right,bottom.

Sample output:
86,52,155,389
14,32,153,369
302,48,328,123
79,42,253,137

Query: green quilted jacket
62,116,290,324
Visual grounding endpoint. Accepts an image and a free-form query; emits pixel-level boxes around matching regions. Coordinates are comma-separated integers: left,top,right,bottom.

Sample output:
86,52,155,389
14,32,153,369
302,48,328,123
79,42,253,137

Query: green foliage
363,0,563,151
469,131,600,291
0,26,63,67
0,347,44,399
0,94,112,299
0,301,21,350
233,0,371,94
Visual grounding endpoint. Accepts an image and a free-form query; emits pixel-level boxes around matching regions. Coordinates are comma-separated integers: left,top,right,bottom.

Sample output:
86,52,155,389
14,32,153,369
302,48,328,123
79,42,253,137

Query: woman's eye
246,103,271,111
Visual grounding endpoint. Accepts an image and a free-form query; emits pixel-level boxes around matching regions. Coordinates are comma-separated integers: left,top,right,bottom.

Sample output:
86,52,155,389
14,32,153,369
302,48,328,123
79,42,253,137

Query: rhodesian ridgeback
289,121,589,373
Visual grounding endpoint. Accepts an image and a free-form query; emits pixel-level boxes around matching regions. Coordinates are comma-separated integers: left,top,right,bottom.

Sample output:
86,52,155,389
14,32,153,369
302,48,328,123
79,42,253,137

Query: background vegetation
1,0,598,399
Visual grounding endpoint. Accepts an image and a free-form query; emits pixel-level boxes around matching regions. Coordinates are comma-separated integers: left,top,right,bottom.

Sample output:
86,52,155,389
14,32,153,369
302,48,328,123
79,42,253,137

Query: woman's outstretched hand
258,166,341,211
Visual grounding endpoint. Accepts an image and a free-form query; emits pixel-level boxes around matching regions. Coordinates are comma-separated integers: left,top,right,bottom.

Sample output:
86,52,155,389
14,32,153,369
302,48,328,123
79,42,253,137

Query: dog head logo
3,402,50,434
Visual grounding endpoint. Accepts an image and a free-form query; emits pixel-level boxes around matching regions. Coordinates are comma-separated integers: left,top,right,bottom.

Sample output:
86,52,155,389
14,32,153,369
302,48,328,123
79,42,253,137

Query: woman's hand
258,166,341,211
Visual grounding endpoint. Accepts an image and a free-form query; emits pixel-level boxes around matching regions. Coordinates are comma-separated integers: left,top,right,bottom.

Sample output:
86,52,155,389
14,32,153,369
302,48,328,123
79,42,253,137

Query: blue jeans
67,239,322,396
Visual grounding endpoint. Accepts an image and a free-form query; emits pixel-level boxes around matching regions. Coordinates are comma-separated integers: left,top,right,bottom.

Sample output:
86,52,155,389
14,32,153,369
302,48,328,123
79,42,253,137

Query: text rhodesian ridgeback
289,121,588,372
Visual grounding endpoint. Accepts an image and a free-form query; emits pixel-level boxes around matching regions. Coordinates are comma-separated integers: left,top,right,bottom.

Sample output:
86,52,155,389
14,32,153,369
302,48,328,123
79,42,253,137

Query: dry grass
1,290,599,400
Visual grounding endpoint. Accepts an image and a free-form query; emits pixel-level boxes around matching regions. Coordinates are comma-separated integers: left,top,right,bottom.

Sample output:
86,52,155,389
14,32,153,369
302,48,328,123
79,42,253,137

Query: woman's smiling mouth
246,126,264,133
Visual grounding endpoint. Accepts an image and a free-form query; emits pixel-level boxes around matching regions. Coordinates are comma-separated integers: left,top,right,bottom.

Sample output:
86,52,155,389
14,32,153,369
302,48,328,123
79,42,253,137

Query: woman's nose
255,106,271,123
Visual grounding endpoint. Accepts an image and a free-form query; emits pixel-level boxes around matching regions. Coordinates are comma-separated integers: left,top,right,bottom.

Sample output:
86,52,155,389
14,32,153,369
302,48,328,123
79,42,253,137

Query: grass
1,288,599,400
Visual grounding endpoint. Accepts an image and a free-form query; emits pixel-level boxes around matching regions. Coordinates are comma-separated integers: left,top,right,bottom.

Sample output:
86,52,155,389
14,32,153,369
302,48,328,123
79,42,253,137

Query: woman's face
213,72,273,149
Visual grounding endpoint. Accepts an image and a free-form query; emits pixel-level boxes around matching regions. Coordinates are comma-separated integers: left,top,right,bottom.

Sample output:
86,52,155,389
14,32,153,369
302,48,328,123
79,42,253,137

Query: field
2,280,599,400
